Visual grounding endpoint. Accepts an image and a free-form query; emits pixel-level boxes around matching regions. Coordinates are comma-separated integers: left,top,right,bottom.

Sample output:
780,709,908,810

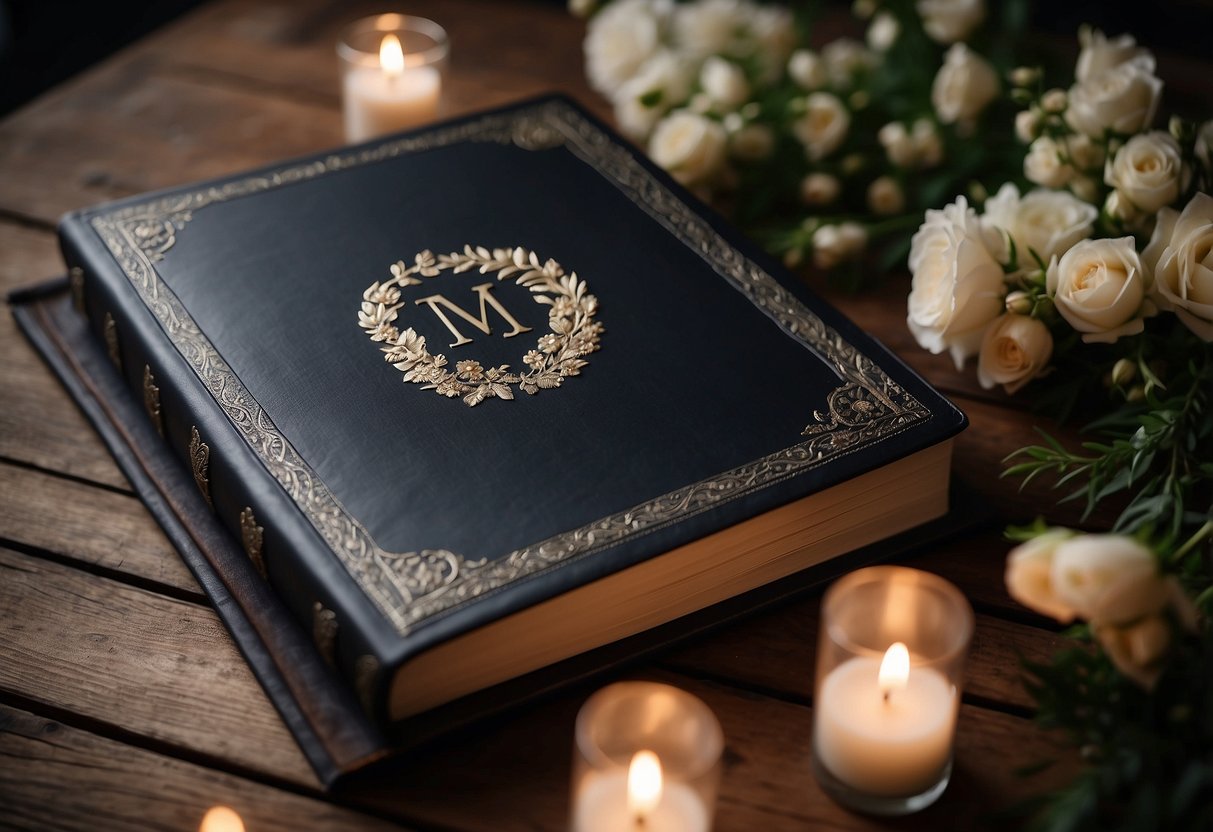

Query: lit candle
199,806,245,832
338,15,447,144
814,642,957,797
572,750,710,832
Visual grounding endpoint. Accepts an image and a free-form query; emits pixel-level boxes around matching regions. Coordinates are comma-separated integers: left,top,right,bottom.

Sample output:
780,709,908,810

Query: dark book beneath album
56,95,966,728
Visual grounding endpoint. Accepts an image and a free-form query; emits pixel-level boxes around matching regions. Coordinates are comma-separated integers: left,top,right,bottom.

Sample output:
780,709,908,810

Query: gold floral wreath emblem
358,246,603,406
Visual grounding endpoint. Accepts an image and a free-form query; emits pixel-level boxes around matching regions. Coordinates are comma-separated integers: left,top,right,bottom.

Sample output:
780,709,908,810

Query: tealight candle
571,682,723,832
811,567,974,816
337,14,448,144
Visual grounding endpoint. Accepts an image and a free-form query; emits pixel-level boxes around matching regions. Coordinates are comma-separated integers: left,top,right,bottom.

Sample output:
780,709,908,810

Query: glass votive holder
337,13,449,144
571,681,724,832
811,566,974,816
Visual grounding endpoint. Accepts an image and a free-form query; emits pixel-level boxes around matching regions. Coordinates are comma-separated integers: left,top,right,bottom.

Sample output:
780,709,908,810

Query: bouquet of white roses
574,0,1026,286
907,27,1213,538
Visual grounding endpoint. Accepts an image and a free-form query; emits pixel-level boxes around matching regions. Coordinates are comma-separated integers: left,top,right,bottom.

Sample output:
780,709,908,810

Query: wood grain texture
0,462,198,598
0,704,404,832
0,546,317,788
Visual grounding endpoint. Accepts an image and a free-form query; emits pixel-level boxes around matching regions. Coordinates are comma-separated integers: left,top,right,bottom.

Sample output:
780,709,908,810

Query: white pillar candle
572,760,710,832
342,33,441,143
814,644,958,797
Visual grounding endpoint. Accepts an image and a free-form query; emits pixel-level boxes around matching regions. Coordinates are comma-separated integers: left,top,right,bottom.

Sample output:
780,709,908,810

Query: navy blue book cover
57,95,965,724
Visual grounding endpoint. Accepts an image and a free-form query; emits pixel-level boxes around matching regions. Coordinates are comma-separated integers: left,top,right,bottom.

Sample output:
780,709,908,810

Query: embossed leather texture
51,94,965,727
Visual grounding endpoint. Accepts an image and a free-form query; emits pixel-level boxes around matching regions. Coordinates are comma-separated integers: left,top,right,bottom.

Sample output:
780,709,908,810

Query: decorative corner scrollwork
312,602,338,667
188,426,211,507
69,267,85,314
240,506,266,581
353,654,380,716
142,365,164,437
102,313,121,371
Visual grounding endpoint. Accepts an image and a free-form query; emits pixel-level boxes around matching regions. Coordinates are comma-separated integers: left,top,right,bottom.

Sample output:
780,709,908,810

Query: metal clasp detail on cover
189,426,211,507
142,365,164,437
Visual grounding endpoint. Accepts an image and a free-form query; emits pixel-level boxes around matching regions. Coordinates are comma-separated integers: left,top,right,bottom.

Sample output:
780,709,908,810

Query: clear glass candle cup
337,13,449,144
811,566,974,816
571,681,724,832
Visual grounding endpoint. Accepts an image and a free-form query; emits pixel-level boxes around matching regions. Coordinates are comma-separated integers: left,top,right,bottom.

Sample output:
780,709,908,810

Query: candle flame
878,642,910,699
379,33,405,76
626,750,663,820
199,806,245,832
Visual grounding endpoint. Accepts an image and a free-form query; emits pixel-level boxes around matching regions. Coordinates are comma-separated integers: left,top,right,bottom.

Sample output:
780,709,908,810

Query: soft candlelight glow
627,750,663,820
379,33,405,76
199,806,245,832
878,641,910,700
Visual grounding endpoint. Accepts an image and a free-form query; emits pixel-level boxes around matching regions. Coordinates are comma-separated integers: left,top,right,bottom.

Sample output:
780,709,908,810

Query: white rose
916,0,985,44
1105,131,1186,214
1066,57,1162,138
788,49,827,90
1069,175,1100,204
1023,136,1073,189
1015,109,1041,143
1050,535,1166,626
793,93,851,162
1076,29,1152,83
912,118,944,167
878,121,917,168
648,110,727,187
977,314,1052,394
1047,237,1150,343
822,38,876,86
672,0,745,59
867,12,900,52
1095,616,1170,689
907,195,1007,367
812,222,867,269
982,183,1098,264
728,123,774,161
700,57,750,111
867,176,905,215
1143,192,1213,341
800,172,840,206
584,0,669,96
611,50,694,140
750,6,796,83
931,43,1000,125
1064,133,1105,172
1005,529,1078,622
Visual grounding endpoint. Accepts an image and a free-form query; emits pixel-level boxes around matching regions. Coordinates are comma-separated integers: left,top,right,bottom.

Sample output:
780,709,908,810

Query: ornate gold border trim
240,506,267,580
88,100,929,635
143,365,164,437
188,425,211,507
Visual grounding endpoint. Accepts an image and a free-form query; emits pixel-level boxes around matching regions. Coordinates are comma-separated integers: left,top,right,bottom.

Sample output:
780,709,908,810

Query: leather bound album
40,95,966,754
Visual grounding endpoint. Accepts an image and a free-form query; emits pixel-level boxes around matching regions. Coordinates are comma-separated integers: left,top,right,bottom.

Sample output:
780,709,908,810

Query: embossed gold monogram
358,245,602,406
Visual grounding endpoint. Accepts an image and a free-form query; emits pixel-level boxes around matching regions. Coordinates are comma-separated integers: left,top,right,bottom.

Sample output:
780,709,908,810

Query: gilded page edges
88,100,929,636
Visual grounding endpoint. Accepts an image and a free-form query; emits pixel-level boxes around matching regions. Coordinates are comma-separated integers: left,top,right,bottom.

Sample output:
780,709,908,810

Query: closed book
55,94,965,732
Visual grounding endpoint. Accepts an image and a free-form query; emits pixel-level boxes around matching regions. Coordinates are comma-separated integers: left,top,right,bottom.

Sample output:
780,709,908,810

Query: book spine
58,213,393,723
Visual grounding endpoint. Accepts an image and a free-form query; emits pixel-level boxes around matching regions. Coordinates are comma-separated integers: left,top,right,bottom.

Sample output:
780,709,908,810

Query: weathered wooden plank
0,546,317,788
0,462,198,598
0,704,404,832
663,593,1063,711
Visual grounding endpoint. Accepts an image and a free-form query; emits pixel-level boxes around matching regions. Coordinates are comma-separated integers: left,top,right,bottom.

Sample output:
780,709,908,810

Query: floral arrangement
572,0,1026,286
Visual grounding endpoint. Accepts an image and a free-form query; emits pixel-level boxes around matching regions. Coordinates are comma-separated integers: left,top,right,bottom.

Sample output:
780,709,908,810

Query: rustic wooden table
0,1,1090,829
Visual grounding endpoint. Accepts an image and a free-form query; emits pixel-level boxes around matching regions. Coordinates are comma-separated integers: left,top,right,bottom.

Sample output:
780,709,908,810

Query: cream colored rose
611,50,694,140
648,110,727,187
585,0,669,96
812,222,867,269
1065,133,1105,171
907,196,1007,368
822,38,876,86
931,44,999,125
1047,237,1150,343
1095,616,1170,689
867,176,905,215
800,172,840,206
1105,131,1186,214
749,6,796,83
912,119,944,167
1023,136,1073,188
1143,192,1213,341
977,313,1053,393
1076,29,1151,83
793,93,851,162
788,49,827,90
916,0,985,44
982,183,1098,264
1050,535,1165,625
1004,529,1078,622
672,0,745,59
1015,109,1040,143
867,12,900,52
1066,57,1162,138
700,57,750,111
878,122,916,167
